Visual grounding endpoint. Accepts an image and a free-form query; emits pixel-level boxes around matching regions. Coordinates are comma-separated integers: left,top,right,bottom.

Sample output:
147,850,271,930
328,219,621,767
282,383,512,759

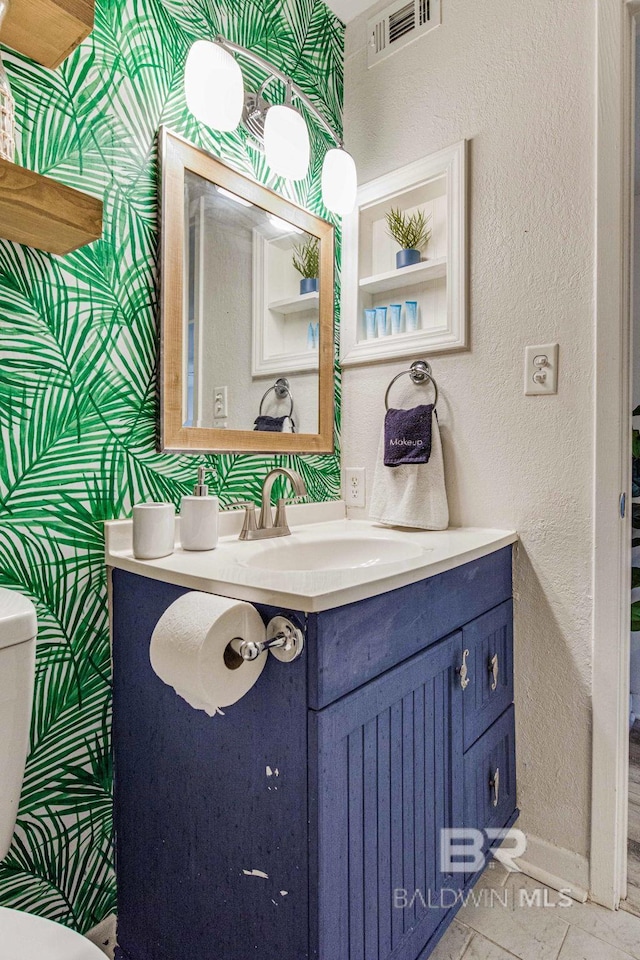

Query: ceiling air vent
368,0,441,67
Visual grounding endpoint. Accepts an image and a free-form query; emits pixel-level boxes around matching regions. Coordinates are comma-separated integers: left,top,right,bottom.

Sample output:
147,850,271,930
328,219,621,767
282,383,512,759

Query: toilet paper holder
229,616,304,664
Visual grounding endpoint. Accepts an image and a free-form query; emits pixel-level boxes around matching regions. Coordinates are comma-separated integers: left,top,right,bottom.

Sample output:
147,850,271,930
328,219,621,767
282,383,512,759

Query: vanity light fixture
322,147,358,218
184,40,244,133
215,185,253,207
184,35,358,215
263,85,310,182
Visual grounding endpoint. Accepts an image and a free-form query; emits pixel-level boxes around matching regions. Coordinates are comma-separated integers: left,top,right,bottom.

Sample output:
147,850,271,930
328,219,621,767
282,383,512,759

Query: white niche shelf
359,257,447,296
253,230,319,377
268,291,320,315
341,140,468,367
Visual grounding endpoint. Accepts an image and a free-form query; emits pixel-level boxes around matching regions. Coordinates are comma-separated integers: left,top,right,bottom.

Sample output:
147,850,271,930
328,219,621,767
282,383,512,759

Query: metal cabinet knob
489,653,499,692
490,767,500,808
458,649,470,691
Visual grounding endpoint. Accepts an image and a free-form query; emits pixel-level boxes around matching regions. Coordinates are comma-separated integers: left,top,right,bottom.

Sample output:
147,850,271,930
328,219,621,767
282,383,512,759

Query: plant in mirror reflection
292,236,319,279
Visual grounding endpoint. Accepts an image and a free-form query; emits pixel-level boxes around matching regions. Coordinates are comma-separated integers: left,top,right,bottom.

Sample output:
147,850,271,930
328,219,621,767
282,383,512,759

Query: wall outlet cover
344,467,366,507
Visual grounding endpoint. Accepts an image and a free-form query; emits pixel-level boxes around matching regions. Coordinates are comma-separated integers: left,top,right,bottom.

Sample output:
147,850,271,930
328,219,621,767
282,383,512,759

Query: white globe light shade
263,104,310,181
184,40,244,132
322,148,357,216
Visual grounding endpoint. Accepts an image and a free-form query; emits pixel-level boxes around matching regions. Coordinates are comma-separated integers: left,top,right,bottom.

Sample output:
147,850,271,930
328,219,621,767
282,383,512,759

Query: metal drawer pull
458,649,470,691
489,653,499,691
490,767,500,808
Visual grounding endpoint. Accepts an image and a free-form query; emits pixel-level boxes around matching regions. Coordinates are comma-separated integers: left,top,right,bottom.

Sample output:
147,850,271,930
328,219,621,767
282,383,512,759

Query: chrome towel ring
259,377,294,419
384,360,439,411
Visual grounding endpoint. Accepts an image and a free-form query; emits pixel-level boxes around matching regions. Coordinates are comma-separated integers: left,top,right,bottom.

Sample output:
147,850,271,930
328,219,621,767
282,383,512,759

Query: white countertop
105,501,517,613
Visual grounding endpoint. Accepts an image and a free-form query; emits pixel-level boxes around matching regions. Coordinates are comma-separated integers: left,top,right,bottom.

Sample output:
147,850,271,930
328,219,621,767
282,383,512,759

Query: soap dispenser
180,467,219,551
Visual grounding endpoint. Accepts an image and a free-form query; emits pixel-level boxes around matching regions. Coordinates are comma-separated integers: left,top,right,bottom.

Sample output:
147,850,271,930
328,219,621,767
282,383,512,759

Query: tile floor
102,856,640,960
99,724,640,960
431,863,640,960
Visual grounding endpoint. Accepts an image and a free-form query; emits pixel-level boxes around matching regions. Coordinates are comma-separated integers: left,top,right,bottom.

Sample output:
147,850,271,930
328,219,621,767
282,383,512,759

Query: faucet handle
274,495,306,529
223,500,257,539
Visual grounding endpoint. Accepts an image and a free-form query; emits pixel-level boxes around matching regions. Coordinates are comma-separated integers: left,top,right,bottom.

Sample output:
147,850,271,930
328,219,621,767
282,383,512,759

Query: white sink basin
241,536,427,572
105,502,518,611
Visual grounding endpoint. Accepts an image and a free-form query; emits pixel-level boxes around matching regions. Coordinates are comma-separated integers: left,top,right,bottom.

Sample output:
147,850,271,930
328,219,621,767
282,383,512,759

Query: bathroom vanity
108,511,517,960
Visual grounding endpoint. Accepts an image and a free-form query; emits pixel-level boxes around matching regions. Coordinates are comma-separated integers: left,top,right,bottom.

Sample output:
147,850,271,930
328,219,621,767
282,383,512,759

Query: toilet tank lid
0,587,37,648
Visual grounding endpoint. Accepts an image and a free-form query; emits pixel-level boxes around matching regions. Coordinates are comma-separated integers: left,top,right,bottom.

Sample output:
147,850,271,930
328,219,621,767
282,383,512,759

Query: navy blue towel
254,416,286,432
384,404,434,467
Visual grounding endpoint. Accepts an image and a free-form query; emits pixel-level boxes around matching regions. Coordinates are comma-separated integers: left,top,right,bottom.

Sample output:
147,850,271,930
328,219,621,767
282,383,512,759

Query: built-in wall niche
341,140,467,367
252,229,320,377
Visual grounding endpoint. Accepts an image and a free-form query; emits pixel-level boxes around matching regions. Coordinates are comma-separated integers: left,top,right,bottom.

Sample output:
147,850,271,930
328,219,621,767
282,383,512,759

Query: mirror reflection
183,170,320,435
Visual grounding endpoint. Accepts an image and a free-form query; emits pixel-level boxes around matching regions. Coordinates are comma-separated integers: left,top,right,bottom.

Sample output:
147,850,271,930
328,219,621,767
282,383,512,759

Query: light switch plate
524,343,559,396
214,386,228,419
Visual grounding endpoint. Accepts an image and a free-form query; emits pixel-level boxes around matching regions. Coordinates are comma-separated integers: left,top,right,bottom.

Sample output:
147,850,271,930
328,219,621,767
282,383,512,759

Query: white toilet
0,587,106,959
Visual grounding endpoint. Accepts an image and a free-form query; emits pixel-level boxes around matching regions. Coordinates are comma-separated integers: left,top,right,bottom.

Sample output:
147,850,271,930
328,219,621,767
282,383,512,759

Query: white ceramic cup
132,502,176,560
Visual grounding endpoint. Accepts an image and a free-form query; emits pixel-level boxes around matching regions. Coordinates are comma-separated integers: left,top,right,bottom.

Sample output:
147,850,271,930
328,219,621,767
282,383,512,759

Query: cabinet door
309,631,464,960
462,601,514,751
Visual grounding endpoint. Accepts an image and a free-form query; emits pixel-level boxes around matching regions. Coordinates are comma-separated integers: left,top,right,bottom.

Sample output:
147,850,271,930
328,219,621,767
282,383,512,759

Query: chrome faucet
226,467,307,541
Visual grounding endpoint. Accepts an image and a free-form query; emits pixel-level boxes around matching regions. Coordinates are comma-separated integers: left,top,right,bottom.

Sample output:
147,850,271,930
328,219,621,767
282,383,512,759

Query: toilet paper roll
149,592,267,716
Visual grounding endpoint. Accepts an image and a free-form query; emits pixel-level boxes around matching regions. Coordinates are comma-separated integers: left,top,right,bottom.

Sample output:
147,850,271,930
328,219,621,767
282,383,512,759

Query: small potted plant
292,236,320,295
385,207,432,269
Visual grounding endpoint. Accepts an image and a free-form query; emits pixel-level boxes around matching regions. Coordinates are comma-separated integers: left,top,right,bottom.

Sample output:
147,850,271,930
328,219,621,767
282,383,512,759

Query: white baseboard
515,834,589,904
86,914,117,959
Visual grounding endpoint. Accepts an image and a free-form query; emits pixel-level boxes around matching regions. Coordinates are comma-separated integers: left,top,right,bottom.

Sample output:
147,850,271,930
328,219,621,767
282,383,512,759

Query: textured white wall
343,0,595,871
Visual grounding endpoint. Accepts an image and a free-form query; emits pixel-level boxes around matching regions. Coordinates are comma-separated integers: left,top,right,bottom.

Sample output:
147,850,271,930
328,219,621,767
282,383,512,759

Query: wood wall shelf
0,158,102,254
1,0,94,69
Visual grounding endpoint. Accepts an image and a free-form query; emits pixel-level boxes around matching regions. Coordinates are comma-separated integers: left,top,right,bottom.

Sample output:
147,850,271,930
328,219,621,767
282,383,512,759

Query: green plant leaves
0,0,343,933
292,236,320,278
385,206,432,251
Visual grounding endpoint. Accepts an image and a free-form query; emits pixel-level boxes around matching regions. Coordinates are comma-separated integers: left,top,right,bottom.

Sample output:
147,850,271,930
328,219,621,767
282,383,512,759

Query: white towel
369,414,449,530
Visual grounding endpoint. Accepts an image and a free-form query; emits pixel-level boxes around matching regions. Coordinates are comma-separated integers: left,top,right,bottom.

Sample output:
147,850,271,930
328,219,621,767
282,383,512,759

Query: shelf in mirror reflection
268,291,320,315
359,256,447,295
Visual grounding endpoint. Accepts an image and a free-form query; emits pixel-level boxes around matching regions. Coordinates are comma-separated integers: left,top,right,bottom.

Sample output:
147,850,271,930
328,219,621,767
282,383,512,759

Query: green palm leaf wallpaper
0,0,344,932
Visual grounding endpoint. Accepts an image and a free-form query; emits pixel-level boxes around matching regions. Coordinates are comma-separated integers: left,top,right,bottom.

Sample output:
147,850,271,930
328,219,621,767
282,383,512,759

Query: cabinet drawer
462,601,513,751
464,706,516,837
309,547,513,710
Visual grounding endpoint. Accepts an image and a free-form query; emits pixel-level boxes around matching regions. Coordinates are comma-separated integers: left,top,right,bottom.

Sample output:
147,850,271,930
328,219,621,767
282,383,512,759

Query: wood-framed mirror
158,127,335,454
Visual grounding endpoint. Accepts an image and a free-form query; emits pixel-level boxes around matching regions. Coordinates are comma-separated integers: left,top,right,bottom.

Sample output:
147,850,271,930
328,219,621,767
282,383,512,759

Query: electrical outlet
214,386,228,419
344,468,366,507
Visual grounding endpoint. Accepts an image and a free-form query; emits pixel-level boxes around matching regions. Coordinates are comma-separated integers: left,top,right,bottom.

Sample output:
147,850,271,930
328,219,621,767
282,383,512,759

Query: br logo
440,828,527,874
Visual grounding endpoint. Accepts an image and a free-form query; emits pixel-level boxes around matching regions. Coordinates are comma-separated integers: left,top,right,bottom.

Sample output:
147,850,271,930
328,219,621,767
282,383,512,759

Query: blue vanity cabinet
111,546,516,960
